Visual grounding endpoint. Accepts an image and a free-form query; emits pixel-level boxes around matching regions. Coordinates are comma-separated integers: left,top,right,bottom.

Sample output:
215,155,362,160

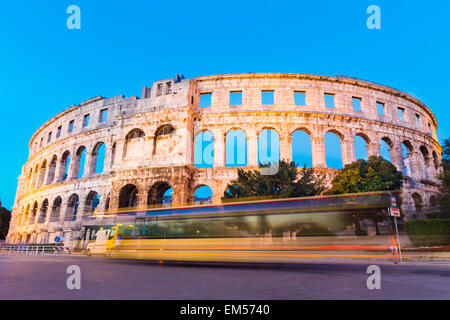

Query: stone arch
22,203,30,226
258,129,280,166
354,132,371,144
153,124,177,155
290,127,312,137
118,184,139,209
38,199,48,224
291,129,312,167
256,126,281,137
430,195,438,207
59,150,71,181
124,128,145,159
84,191,100,217
30,201,38,225
90,142,106,175
224,126,247,136
46,155,57,184
324,130,343,169
147,181,172,206
126,128,145,139
326,129,344,141
73,146,87,179
194,130,214,168
64,194,79,221
412,193,423,218
380,137,392,162
27,168,33,191
37,159,47,187
354,134,369,161
17,206,25,226
401,141,414,176
31,164,39,189
193,185,213,205
419,145,431,179
381,137,393,149
50,196,62,222
226,129,247,167
432,150,440,172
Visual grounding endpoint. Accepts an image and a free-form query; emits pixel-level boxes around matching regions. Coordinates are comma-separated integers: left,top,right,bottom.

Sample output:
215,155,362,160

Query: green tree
324,156,403,235
324,156,403,195
224,160,326,199
437,138,450,218
0,206,11,240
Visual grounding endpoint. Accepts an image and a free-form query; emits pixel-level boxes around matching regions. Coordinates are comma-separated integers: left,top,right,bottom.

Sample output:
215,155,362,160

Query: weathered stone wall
6,73,442,245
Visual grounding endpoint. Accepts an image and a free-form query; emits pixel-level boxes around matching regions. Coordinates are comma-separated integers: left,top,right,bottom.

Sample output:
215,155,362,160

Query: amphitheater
6,73,442,245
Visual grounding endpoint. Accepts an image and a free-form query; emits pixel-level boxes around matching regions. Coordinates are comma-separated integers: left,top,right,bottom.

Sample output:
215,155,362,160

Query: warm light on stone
6,73,442,246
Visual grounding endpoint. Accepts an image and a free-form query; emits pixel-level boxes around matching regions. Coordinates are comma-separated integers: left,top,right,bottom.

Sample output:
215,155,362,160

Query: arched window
17,206,25,226
118,184,139,208
430,195,438,208
148,182,172,207
291,130,312,167
194,131,214,168
420,146,430,180
433,151,440,171
380,138,391,162
412,193,423,218
32,164,39,189
324,131,343,169
38,199,48,224
46,156,57,184
37,160,47,187
73,146,86,179
194,185,213,205
65,194,79,221
226,129,247,167
354,135,368,160
153,125,176,155
91,142,106,175
84,191,100,217
401,141,413,176
258,129,280,166
59,151,71,181
124,129,145,159
50,197,62,222
23,204,31,226
30,202,38,225
27,168,33,191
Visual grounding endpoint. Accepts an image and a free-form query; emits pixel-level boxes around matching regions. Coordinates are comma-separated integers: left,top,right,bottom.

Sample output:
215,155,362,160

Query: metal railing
0,244,69,256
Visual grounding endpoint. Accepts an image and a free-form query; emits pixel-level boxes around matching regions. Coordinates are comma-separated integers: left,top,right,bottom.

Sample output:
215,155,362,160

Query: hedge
405,219,450,247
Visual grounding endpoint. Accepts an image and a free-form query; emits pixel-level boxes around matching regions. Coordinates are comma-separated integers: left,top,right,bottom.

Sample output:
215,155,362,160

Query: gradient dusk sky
0,0,449,209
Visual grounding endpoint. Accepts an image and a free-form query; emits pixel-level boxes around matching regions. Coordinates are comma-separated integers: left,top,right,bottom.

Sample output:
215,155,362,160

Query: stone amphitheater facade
6,73,442,245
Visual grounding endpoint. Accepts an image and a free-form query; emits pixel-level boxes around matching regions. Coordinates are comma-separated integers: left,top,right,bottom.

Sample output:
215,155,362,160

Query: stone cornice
194,73,438,127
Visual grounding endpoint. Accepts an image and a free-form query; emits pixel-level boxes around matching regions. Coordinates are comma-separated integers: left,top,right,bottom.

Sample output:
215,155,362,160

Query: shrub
405,219,450,247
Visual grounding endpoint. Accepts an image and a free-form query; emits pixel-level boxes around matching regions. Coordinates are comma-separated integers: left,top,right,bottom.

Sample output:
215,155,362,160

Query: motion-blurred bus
85,191,401,262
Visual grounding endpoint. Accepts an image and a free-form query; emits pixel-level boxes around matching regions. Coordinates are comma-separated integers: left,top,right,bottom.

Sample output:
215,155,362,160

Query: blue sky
0,0,449,209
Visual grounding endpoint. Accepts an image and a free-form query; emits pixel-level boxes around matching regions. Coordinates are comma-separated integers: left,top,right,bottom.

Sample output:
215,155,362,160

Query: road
0,255,449,299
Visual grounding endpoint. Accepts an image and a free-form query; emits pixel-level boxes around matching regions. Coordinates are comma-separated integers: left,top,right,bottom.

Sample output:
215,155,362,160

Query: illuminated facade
6,73,442,245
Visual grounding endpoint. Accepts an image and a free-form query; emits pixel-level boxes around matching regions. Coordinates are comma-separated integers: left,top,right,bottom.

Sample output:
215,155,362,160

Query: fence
0,244,71,255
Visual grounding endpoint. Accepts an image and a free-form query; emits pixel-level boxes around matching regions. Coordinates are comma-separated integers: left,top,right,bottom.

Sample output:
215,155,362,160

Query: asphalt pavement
0,255,449,299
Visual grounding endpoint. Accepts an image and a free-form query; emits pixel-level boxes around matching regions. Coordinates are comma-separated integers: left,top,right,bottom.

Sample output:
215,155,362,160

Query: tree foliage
0,207,11,240
324,156,403,195
223,160,326,199
437,138,450,218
